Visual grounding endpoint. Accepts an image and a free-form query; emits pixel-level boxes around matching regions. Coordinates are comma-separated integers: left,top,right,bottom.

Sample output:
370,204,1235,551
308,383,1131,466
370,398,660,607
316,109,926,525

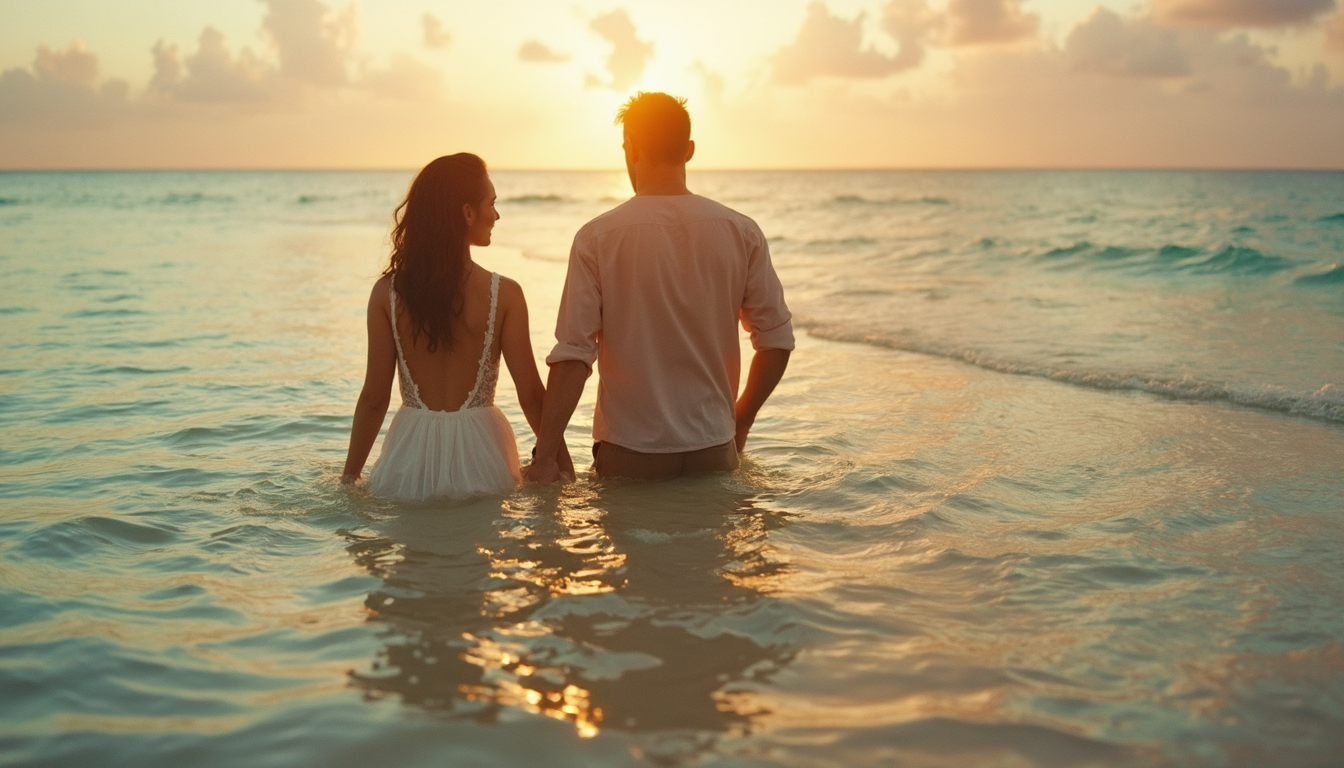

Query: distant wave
0,197,21,206
296,195,336,204
799,319,1344,423
502,194,568,204
1040,242,1294,276
1319,213,1344,223
154,192,236,205
832,194,951,206
807,236,880,247
1295,264,1344,286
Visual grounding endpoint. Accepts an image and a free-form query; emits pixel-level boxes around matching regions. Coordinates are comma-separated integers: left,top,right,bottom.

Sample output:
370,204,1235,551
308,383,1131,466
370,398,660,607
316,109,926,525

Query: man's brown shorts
593,439,739,481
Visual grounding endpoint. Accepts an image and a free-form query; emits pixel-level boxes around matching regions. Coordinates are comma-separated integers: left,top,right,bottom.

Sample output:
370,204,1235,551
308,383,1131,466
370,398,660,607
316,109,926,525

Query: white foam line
800,320,1344,424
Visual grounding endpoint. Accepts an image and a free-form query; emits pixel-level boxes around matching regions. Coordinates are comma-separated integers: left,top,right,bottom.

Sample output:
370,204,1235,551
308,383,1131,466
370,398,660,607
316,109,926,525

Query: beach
2,169,1343,767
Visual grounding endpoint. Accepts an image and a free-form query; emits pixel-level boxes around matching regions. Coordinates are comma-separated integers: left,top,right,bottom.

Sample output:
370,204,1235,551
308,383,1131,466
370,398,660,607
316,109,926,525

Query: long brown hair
383,153,489,353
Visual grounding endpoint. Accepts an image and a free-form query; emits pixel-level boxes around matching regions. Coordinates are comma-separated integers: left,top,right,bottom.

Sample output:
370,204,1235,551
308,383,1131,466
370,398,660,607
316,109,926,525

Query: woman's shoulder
368,274,394,306
492,273,527,304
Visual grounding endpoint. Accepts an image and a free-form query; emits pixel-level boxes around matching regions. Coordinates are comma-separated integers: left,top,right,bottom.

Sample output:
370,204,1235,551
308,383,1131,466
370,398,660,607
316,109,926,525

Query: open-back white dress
367,272,521,501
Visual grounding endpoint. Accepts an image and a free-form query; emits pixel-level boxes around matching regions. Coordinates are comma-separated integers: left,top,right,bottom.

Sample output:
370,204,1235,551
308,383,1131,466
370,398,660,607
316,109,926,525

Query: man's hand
734,348,790,453
734,406,754,452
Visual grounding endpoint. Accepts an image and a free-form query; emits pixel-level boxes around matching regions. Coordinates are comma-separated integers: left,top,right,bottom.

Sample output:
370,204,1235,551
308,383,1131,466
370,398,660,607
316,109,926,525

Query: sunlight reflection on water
2,170,1343,767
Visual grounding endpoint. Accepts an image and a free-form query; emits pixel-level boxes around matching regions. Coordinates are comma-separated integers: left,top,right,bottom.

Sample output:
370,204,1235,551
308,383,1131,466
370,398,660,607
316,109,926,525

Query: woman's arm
498,278,574,477
341,278,397,483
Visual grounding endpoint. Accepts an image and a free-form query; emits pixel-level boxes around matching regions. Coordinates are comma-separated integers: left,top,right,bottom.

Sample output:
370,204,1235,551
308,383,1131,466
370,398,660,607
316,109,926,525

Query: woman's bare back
391,264,501,412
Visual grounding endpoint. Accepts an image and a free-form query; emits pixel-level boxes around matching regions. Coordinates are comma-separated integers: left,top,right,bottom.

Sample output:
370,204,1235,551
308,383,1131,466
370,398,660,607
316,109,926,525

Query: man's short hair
616,92,691,165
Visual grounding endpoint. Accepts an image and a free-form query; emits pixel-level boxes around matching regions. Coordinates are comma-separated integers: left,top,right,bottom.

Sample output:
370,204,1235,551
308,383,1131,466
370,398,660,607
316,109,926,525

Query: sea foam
799,319,1344,424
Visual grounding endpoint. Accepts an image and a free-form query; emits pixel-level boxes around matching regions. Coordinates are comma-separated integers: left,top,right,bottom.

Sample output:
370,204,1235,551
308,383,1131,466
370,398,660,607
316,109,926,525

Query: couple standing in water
341,92,795,500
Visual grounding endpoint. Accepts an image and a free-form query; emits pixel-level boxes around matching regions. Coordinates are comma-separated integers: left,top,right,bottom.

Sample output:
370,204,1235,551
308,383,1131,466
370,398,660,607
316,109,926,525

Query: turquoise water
1,170,1343,766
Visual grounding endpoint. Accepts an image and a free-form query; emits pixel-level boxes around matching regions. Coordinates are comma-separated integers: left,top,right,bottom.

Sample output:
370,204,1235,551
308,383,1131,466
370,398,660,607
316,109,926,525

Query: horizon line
3,165,1344,173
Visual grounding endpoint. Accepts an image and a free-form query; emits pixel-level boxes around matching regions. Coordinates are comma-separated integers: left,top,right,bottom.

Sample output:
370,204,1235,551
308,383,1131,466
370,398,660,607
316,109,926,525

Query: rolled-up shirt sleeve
740,227,795,351
546,234,603,370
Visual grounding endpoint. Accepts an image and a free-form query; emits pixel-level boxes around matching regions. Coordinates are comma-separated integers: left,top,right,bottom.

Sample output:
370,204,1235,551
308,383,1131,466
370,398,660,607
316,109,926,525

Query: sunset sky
2,0,1342,169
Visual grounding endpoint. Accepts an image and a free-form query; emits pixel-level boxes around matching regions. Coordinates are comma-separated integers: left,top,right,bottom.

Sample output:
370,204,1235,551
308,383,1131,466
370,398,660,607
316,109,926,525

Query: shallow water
1,170,1343,767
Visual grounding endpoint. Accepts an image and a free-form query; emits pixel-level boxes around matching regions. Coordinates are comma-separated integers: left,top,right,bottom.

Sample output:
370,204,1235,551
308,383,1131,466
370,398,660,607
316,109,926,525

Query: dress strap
388,282,426,409
461,272,499,408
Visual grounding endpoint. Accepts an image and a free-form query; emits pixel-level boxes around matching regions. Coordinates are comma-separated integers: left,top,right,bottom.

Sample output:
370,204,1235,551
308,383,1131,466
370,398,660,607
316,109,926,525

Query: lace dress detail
368,271,519,501
462,272,501,409
388,272,500,411
388,286,426,409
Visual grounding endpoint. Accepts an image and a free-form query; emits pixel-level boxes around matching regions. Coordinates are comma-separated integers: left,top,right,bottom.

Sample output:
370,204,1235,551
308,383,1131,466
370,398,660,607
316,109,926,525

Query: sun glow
2,0,1340,169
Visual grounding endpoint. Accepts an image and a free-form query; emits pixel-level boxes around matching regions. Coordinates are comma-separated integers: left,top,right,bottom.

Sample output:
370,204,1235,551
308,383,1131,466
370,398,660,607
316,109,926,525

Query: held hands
523,442,576,484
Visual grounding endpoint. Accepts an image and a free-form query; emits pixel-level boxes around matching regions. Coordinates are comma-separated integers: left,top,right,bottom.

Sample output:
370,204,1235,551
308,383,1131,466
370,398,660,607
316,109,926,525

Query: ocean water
1,169,1342,767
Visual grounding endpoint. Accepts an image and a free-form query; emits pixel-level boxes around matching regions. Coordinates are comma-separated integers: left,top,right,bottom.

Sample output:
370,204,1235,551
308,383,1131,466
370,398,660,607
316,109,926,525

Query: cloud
881,0,941,68
422,14,450,50
1019,7,1340,103
769,0,1040,85
587,9,654,91
945,0,1038,45
1327,12,1344,49
1153,0,1338,27
33,41,100,88
518,40,570,63
4,0,443,130
772,2,926,84
149,28,278,104
0,42,130,126
360,53,444,101
689,61,726,103
148,1,439,105
1066,8,1191,78
260,0,357,88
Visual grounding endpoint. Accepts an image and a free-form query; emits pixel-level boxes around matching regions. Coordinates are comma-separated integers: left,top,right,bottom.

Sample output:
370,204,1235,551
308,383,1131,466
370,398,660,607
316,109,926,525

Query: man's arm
735,348,790,452
522,360,589,483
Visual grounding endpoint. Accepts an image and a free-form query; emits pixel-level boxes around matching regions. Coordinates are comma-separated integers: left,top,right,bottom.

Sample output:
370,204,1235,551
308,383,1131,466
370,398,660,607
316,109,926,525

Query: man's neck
632,164,691,196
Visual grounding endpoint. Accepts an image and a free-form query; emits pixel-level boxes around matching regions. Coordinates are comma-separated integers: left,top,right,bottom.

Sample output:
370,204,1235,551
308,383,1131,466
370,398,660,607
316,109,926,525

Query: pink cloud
946,0,1038,46
33,42,100,89
260,0,357,88
1153,0,1338,27
0,43,129,127
149,28,277,104
772,2,929,84
1066,9,1191,78
1324,12,1344,48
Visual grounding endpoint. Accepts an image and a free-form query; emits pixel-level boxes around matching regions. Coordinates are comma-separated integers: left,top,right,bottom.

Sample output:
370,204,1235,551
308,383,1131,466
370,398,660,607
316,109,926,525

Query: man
524,92,793,482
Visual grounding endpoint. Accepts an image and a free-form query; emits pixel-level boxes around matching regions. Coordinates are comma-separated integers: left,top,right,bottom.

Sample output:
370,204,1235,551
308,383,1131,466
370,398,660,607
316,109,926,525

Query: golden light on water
458,629,605,738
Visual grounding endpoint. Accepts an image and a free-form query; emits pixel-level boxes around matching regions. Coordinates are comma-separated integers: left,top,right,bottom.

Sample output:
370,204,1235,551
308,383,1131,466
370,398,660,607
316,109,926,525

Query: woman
341,153,572,500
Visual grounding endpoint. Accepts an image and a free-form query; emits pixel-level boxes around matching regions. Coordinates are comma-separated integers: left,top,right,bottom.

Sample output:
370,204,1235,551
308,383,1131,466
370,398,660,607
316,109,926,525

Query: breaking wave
832,194,951,206
1040,242,1295,276
1295,264,1344,286
502,194,568,204
799,319,1344,424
